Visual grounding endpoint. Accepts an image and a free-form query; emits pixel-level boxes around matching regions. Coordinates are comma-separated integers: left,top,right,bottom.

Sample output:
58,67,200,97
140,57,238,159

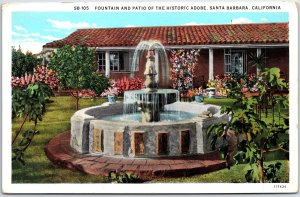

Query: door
231,52,244,74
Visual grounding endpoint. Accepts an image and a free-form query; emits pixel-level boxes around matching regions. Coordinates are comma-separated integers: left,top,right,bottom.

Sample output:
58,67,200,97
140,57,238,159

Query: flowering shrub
114,77,144,94
206,73,259,97
180,87,203,98
11,66,58,90
225,73,259,98
207,74,230,97
11,73,36,88
192,87,204,96
100,87,119,97
80,89,96,98
170,49,200,91
34,66,58,90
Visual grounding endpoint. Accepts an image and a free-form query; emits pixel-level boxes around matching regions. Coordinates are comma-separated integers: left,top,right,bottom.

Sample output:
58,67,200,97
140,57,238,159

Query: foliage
11,66,58,90
100,87,119,97
207,67,289,183
220,73,259,98
12,130,39,165
207,74,231,97
114,77,144,95
79,89,96,98
207,73,260,98
259,67,287,94
12,74,53,164
12,83,53,123
248,52,265,72
108,171,143,183
12,48,41,77
34,66,58,90
84,72,110,95
48,45,96,109
245,162,282,183
170,49,200,91
263,162,282,183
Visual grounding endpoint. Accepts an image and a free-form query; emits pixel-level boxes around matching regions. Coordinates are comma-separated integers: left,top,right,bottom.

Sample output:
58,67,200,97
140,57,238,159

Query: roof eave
93,43,289,50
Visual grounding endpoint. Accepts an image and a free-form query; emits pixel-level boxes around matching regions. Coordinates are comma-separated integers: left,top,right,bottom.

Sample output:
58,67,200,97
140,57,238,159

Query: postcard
1,0,299,194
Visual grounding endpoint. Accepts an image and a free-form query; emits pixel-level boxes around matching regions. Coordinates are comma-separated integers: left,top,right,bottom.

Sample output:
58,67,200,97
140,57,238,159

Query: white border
2,1,299,194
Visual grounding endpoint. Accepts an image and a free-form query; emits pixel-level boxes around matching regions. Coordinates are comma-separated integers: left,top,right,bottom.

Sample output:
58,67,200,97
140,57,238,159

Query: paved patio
45,131,226,180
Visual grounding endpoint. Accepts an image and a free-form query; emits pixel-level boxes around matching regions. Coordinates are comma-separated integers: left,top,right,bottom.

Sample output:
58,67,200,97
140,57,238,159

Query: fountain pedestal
139,49,161,122
140,100,160,122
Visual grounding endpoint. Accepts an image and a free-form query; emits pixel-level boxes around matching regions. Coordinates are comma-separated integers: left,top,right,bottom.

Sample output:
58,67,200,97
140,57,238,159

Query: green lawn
151,160,289,183
12,96,109,183
12,96,289,183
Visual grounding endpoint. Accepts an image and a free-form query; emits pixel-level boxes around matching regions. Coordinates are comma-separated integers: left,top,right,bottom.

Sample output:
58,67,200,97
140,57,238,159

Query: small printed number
74,6,89,10
274,185,286,188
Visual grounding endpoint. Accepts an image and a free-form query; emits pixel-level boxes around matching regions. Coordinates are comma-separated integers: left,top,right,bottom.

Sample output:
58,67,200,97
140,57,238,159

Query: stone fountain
125,48,178,123
69,41,229,158
44,40,229,180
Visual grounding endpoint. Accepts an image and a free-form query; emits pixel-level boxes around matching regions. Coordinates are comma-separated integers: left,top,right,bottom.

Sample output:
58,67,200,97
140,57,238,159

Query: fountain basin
70,102,229,158
123,89,179,122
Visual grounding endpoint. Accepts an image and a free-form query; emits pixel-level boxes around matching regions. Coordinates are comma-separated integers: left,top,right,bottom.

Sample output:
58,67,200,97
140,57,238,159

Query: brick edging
45,131,226,180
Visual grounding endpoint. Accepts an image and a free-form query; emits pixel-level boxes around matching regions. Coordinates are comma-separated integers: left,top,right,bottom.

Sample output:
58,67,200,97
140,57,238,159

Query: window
224,49,247,74
97,52,105,71
224,49,231,73
110,52,119,71
97,51,131,72
120,52,131,71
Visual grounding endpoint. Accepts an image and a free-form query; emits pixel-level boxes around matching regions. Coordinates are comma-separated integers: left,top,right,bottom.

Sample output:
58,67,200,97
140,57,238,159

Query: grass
204,97,236,106
12,96,109,183
12,96,289,183
151,160,289,183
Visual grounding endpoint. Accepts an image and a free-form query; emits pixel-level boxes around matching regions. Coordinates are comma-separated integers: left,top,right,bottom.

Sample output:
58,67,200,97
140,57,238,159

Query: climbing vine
169,49,200,92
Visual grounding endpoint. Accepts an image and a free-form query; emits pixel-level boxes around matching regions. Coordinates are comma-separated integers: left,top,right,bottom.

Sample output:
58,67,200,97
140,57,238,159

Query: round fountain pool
101,111,197,122
70,102,229,158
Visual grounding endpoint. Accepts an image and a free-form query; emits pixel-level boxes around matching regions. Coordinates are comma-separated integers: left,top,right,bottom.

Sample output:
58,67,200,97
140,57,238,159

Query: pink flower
250,87,259,92
241,87,248,93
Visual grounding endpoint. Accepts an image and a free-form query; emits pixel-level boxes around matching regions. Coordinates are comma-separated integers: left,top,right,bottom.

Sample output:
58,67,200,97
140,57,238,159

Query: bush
11,66,58,90
84,72,110,95
12,48,40,77
114,77,144,95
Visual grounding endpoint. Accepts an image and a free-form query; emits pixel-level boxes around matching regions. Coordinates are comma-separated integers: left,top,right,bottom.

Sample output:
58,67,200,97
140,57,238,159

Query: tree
208,67,289,183
12,66,58,164
12,48,40,77
248,52,265,75
49,45,96,110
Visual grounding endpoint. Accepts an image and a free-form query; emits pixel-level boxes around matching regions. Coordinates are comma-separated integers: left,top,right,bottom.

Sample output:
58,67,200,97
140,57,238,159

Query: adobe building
43,22,289,88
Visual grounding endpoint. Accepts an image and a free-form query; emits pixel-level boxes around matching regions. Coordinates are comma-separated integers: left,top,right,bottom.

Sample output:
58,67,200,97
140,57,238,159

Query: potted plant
193,87,204,103
100,87,119,104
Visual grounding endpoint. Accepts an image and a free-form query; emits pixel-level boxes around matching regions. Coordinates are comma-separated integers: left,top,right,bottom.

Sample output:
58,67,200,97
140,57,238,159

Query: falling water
130,40,169,85
123,89,179,114
123,40,181,122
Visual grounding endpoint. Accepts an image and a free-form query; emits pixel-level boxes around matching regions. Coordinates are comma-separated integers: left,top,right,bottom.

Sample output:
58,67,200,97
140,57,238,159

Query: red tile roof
43,23,288,48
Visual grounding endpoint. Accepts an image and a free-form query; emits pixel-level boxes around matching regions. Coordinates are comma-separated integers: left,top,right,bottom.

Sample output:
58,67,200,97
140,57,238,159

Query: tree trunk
257,158,264,183
12,112,29,145
76,96,79,110
70,89,80,110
